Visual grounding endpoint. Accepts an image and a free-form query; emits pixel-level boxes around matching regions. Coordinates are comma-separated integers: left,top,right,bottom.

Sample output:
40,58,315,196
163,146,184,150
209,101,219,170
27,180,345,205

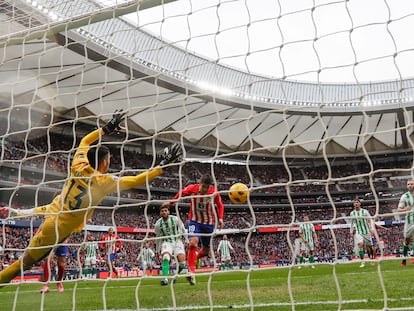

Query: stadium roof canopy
1,0,414,159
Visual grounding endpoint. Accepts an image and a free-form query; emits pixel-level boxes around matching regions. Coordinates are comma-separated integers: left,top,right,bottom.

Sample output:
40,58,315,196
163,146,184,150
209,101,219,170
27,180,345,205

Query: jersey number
64,179,87,210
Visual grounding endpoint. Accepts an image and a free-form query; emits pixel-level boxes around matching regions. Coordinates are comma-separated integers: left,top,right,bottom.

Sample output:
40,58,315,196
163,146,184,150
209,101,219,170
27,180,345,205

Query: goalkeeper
0,110,182,285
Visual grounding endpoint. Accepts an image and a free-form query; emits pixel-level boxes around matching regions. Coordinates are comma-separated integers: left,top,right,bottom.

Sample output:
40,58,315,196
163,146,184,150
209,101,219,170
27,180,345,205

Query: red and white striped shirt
172,184,224,225
100,233,122,255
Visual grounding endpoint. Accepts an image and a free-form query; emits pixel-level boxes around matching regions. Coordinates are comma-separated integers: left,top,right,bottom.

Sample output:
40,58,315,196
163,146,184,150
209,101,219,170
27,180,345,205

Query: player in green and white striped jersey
397,179,414,267
154,205,190,286
216,235,234,270
137,241,155,276
299,215,319,268
82,235,99,279
350,198,374,268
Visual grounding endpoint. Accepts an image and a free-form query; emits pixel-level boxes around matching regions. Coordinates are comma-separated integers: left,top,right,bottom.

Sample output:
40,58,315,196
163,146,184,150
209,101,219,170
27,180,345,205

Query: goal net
1,0,414,310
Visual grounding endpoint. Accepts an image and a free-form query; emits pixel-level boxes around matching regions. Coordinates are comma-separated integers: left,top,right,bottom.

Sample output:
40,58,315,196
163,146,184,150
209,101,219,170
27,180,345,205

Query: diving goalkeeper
0,110,182,285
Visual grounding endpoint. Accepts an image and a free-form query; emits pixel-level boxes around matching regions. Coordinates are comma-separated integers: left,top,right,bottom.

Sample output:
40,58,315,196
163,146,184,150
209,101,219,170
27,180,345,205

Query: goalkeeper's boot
57,282,64,293
161,278,168,286
40,285,50,294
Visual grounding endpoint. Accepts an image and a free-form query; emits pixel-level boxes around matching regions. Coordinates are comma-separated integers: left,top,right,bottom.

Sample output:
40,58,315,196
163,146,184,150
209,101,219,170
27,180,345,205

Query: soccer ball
228,183,249,204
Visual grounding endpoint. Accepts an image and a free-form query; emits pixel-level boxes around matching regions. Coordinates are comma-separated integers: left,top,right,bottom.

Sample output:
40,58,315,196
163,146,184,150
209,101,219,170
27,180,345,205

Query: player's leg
0,251,39,285
309,250,315,268
40,253,54,293
160,242,173,285
160,253,171,286
140,261,146,276
187,221,200,274
357,236,365,267
109,254,118,277
299,248,306,266
0,221,57,285
83,260,91,279
55,246,67,292
91,262,97,279
401,227,412,266
196,224,214,268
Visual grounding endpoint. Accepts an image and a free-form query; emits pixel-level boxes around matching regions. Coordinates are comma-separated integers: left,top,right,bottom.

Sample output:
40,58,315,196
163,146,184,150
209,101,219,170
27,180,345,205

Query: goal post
1,1,414,311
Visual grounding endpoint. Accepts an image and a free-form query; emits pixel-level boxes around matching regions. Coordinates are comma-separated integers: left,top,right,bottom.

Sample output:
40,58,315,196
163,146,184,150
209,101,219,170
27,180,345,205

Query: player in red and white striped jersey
162,174,225,284
100,228,123,278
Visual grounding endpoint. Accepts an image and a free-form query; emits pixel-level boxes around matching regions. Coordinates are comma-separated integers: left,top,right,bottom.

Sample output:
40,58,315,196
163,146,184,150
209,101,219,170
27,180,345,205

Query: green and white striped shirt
217,240,234,257
84,242,98,259
399,192,414,225
138,247,155,264
350,208,372,235
154,215,186,243
299,223,315,243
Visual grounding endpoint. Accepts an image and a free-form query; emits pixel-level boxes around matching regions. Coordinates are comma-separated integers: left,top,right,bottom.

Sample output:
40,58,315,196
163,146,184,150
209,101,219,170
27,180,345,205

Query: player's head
199,174,213,194
87,145,111,173
303,215,309,222
108,227,114,235
159,205,170,219
353,198,361,209
223,235,228,240
407,179,414,192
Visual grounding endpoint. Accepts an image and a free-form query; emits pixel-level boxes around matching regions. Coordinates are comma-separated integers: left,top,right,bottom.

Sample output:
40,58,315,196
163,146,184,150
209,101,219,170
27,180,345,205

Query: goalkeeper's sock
0,259,24,284
187,245,197,273
309,255,314,264
403,244,409,257
42,260,50,282
359,249,364,260
162,259,170,277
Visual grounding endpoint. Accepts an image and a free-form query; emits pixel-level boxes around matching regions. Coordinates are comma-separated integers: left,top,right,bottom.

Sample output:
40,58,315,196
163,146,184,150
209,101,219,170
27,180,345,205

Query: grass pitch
1,260,413,311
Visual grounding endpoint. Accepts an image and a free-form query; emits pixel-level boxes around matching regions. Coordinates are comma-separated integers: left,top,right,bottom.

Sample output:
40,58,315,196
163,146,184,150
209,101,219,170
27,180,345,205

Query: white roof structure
1,0,414,158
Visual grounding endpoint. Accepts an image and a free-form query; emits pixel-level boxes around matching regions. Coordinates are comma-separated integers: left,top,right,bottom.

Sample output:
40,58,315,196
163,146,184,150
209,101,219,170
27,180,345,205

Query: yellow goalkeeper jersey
34,128,163,231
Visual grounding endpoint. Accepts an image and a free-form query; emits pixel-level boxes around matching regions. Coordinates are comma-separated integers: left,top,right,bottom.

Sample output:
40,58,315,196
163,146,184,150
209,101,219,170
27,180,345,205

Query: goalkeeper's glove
102,109,127,134
159,143,182,166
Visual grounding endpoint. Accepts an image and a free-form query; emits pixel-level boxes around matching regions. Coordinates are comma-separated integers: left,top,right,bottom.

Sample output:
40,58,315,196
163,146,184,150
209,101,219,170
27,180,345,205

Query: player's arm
116,235,123,251
177,217,189,243
72,110,126,169
216,241,222,254
349,213,355,237
312,226,319,243
118,143,182,192
397,201,412,212
154,222,162,251
299,231,307,243
214,192,225,229
375,223,391,231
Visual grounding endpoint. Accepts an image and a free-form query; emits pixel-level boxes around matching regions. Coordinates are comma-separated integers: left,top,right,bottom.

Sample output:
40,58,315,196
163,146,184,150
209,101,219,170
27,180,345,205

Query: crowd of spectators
0,131,411,274
0,203,406,272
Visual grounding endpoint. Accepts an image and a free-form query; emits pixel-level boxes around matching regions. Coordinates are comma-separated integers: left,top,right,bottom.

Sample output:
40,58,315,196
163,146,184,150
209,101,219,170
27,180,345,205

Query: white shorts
300,241,315,252
404,224,414,239
220,254,231,262
84,257,97,266
161,240,185,256
142,261,153,269
355,233,372,246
